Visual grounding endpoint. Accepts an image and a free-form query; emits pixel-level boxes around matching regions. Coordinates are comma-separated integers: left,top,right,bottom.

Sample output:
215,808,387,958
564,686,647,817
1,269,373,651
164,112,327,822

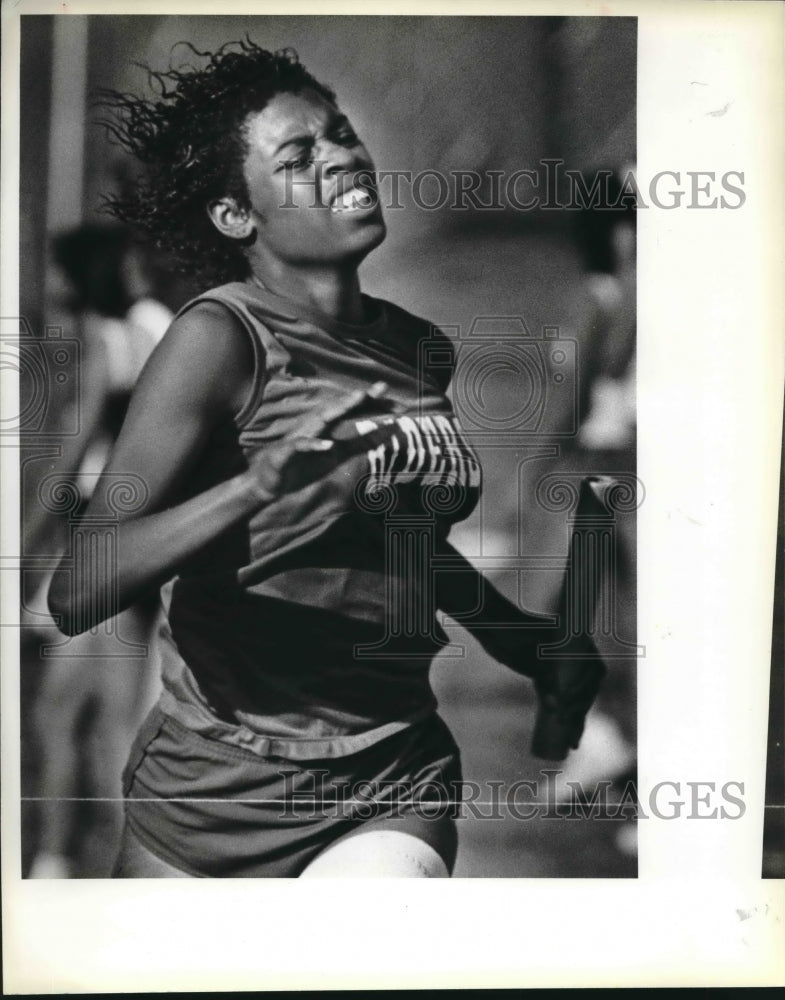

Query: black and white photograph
2,0,783,991
17,12,640,881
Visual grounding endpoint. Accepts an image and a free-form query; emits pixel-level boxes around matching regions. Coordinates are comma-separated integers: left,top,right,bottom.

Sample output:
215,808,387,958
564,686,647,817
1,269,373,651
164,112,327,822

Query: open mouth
330,185,377,214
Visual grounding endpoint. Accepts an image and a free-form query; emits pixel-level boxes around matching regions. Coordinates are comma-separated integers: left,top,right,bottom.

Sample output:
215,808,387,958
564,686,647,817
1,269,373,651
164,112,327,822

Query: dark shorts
121,706,463,877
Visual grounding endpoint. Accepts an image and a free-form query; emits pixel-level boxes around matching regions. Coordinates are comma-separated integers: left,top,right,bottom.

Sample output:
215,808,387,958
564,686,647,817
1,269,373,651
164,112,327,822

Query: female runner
50,40,603,878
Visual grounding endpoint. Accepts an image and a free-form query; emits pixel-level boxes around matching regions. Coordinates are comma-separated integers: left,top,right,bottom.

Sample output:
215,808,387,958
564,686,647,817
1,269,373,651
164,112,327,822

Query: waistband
157,687,436,760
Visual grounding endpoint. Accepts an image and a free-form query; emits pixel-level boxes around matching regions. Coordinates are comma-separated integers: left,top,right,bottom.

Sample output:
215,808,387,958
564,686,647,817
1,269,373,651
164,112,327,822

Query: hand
247,381,395,504
531,633,607,759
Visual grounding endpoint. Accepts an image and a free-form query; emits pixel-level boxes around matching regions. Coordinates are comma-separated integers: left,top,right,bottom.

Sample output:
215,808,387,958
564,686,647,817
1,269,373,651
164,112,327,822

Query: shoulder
140,291,258,419
174,282,270,366
161,297,253,371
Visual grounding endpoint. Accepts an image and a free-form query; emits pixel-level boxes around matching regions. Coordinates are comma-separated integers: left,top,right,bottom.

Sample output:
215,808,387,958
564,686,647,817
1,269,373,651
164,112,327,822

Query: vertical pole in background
19,16,53,339
44,15,88,299
19,16,89,606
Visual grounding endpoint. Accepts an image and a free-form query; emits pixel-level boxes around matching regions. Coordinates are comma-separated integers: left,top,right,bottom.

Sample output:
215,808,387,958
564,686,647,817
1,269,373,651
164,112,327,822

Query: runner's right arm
47,303,386,635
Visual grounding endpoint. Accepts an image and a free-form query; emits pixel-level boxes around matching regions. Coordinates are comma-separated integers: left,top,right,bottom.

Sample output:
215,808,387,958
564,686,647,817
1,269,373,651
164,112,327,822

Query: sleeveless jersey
155,280,482,758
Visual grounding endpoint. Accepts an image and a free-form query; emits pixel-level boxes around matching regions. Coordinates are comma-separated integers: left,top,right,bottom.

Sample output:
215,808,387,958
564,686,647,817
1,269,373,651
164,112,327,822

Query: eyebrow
272,113,352,157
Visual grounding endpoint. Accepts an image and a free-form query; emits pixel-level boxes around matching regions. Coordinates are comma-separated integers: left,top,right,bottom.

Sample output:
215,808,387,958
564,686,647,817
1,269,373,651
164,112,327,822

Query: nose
319,138,365,176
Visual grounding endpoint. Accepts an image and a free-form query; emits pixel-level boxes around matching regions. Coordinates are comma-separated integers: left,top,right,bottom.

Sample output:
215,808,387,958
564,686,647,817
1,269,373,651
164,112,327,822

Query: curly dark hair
98,39,336,288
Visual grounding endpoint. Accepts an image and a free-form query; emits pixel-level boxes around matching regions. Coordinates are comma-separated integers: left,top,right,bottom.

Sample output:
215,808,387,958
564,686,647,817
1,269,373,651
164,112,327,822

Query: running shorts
121,704,463,877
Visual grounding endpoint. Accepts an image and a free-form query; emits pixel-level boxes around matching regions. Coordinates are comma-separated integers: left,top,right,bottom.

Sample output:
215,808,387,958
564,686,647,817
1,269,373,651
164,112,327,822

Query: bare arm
436,537,605,757
47,301,259,634
48,301,394,636
434,538,555,677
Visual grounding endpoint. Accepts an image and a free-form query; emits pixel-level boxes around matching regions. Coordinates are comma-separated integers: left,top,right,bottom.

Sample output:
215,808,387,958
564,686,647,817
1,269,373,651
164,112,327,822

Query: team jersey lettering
354,414,481,493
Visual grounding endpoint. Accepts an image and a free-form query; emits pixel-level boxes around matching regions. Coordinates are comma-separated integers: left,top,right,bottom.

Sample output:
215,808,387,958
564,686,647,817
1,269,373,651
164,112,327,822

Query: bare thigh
112,821,194,878
299,829,450,878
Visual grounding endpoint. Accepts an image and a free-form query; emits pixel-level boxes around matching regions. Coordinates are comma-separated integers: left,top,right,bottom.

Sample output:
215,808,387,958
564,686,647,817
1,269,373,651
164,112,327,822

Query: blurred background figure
549,166,638,851
575,166,637,453
25,224,171,878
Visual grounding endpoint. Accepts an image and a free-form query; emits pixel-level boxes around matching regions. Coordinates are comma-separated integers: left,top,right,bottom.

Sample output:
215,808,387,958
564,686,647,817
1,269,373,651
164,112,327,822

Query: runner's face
240,89,386,266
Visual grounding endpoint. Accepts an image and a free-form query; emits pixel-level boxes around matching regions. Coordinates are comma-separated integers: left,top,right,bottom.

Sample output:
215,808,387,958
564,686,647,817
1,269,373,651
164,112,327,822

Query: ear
206,197,256,241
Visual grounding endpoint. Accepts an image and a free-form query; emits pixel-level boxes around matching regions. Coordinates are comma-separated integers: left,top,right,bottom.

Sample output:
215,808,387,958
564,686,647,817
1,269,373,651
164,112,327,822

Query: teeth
331,188,374,213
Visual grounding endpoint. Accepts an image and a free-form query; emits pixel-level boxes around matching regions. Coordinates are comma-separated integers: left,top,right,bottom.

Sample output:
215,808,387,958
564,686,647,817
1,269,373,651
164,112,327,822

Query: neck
249,258,366,324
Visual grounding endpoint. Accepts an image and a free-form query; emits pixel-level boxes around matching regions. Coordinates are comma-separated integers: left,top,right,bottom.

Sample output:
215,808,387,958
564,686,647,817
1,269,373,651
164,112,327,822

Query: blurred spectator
26,224,171,878
550,166,638,853
574,165,636,451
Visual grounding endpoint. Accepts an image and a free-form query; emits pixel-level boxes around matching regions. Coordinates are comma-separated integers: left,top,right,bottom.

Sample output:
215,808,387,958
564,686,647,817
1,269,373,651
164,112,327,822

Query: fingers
570,722,586,750
535,659,604,721
293,438,334,452
296,421,399,480
276,419,406,500
265,402,403,499
296,381,389,439
532,646,605,758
